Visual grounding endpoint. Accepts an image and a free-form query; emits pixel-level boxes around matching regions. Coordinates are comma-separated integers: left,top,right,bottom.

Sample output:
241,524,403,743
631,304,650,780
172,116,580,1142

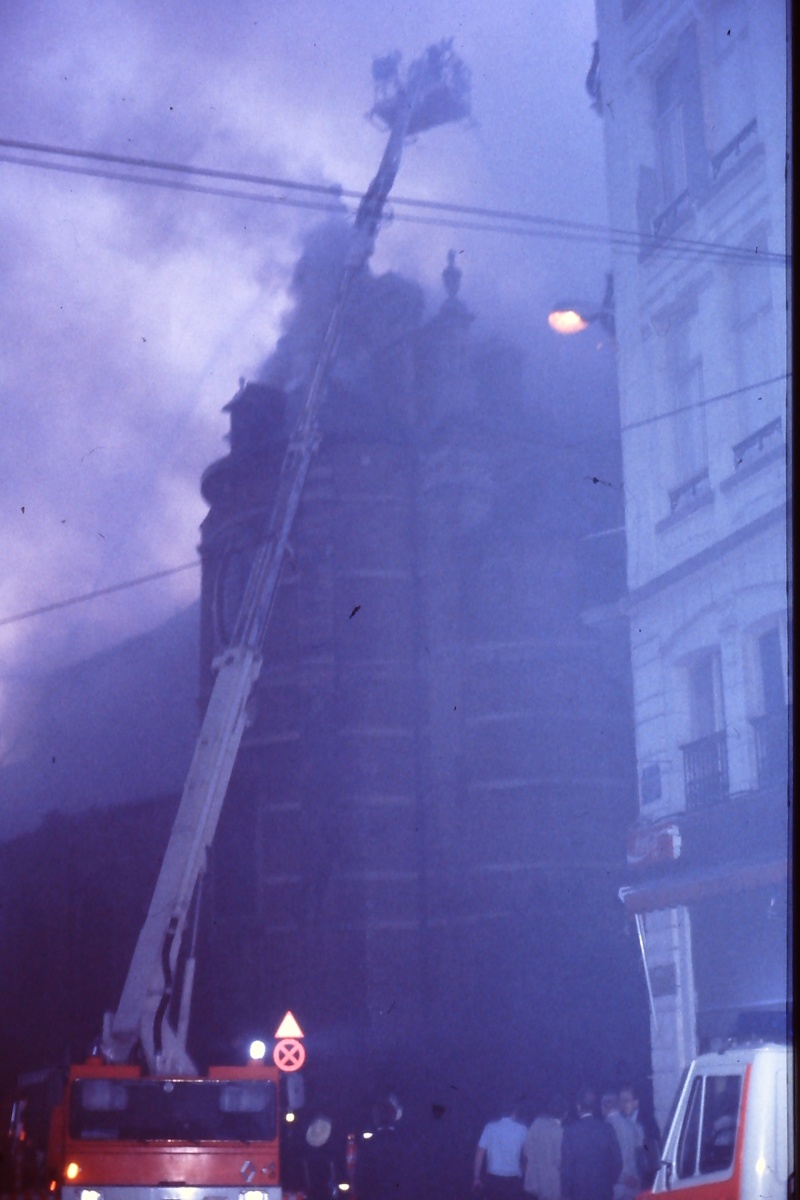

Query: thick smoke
1,0,606,700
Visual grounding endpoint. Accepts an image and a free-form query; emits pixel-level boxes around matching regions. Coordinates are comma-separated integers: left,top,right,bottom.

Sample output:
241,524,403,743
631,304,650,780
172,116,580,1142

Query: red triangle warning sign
275,1010,304,1039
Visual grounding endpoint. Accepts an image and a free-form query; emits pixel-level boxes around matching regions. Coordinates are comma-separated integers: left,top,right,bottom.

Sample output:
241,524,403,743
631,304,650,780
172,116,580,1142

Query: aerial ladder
100,39,470,1076
35,42,468,1200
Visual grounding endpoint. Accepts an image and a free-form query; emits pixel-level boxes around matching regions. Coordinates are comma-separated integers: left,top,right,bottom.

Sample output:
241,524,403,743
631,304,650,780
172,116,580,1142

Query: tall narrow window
751,627,788,789
653,25,708,230
655,57,688,205
729,230,774,440
683,651,728,807
689,652,723,738
708,0,757,171
666,307,707,499
759,628,785,714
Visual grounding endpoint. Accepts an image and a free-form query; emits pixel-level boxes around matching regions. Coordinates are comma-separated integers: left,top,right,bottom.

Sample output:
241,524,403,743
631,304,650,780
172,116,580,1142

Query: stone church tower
195,229,637,1140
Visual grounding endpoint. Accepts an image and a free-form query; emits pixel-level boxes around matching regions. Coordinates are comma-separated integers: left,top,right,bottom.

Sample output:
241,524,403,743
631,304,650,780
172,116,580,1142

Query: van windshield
68,1078,277,1143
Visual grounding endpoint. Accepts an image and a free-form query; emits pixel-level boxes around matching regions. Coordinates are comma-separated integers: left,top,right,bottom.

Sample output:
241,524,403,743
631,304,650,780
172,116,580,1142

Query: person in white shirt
473,1102,528,1200
601,1092,641,1200
619,1083,660,1189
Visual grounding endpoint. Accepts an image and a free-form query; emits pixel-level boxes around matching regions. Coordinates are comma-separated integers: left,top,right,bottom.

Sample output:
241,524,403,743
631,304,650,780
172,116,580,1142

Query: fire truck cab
48,1058,282,1200
646,1042,793,1199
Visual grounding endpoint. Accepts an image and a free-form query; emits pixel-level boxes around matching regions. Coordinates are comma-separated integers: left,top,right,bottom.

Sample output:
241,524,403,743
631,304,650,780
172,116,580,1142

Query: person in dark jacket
560,1087,622,1200
354,1100,405,1200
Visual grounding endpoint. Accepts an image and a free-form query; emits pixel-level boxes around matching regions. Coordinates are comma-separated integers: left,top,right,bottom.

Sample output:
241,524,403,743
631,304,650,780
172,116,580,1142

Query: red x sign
273,1037,306,1072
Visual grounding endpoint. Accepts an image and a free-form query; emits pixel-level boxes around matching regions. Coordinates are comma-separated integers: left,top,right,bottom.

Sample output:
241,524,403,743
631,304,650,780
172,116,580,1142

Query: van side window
676,1077,702,1176
698,1075,741,1175
675,1073,741,1178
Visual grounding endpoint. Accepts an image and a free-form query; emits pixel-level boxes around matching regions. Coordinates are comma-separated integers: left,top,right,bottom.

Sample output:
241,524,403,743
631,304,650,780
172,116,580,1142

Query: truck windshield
68,1078,277,1143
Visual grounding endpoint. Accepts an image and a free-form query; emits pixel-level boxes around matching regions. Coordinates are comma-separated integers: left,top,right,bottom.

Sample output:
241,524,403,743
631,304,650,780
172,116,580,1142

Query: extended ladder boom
102,40,469,1074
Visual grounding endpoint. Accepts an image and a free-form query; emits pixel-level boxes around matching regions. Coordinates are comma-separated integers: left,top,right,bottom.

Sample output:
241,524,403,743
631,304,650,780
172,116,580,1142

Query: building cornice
623,503,787,611
582,502,787,626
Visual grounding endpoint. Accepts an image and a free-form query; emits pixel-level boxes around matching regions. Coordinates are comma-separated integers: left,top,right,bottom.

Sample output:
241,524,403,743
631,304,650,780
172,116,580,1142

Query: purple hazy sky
0,0,609,753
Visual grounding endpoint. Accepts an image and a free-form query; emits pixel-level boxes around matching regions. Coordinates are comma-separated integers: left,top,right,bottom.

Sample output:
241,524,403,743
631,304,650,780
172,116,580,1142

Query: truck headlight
241,1191,266,1200
80,1190,103,1200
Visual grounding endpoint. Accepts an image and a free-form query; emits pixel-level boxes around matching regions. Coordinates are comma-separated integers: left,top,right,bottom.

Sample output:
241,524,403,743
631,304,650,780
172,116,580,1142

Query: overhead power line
0,561,199,629
1,365,789,631
0,135,789,268
0,136,348,199
0,149,772,271
0,153,345,218
621,371,791,435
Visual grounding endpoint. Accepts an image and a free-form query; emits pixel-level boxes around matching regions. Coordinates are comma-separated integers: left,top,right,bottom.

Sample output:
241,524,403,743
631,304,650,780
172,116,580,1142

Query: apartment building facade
593,0,790,1128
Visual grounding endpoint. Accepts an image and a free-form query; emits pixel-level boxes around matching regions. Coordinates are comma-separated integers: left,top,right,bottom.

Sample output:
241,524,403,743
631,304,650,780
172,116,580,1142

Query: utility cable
620,371,791,434
0,149,774,271
0,561,199,629
0,153,346,219
1,366,790,630
0,136,789,268
0,135,348,199
2,133,788,266
0,135,783,265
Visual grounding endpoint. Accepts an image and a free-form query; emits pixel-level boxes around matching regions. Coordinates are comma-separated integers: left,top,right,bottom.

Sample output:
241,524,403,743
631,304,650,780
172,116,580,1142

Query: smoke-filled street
0,3,790,1199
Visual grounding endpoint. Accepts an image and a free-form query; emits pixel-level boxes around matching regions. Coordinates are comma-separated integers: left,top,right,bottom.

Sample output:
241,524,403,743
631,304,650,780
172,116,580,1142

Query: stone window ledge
656,486,714,533
719,443,786,492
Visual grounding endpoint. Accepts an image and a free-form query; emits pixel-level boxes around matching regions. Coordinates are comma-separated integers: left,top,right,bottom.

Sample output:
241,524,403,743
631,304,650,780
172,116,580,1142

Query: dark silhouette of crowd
281,1096,406,1200
473,1082,661,1200
281,1079,661,1200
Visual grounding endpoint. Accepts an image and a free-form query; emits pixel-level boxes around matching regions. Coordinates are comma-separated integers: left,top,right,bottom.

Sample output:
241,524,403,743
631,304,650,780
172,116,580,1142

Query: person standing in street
601,1092,640,1200
301,1115,337,1200
521,1093,566,1200
473,1102,528,1200
619,1083,660,1189
560,1087,622,1200
354,1100,404,1200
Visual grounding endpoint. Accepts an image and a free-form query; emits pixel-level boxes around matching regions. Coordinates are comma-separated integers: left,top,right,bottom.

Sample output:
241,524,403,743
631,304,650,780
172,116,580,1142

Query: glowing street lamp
548,273,615,337
249,1039,267,1061
548,306,591,335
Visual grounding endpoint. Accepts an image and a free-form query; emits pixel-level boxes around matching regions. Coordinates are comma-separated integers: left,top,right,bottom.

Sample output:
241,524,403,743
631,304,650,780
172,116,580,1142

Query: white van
646,1042,793,1198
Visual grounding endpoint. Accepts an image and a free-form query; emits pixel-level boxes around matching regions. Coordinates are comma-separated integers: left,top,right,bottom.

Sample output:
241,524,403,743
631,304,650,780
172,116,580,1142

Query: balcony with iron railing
751,706,791,790
682,729,729,810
